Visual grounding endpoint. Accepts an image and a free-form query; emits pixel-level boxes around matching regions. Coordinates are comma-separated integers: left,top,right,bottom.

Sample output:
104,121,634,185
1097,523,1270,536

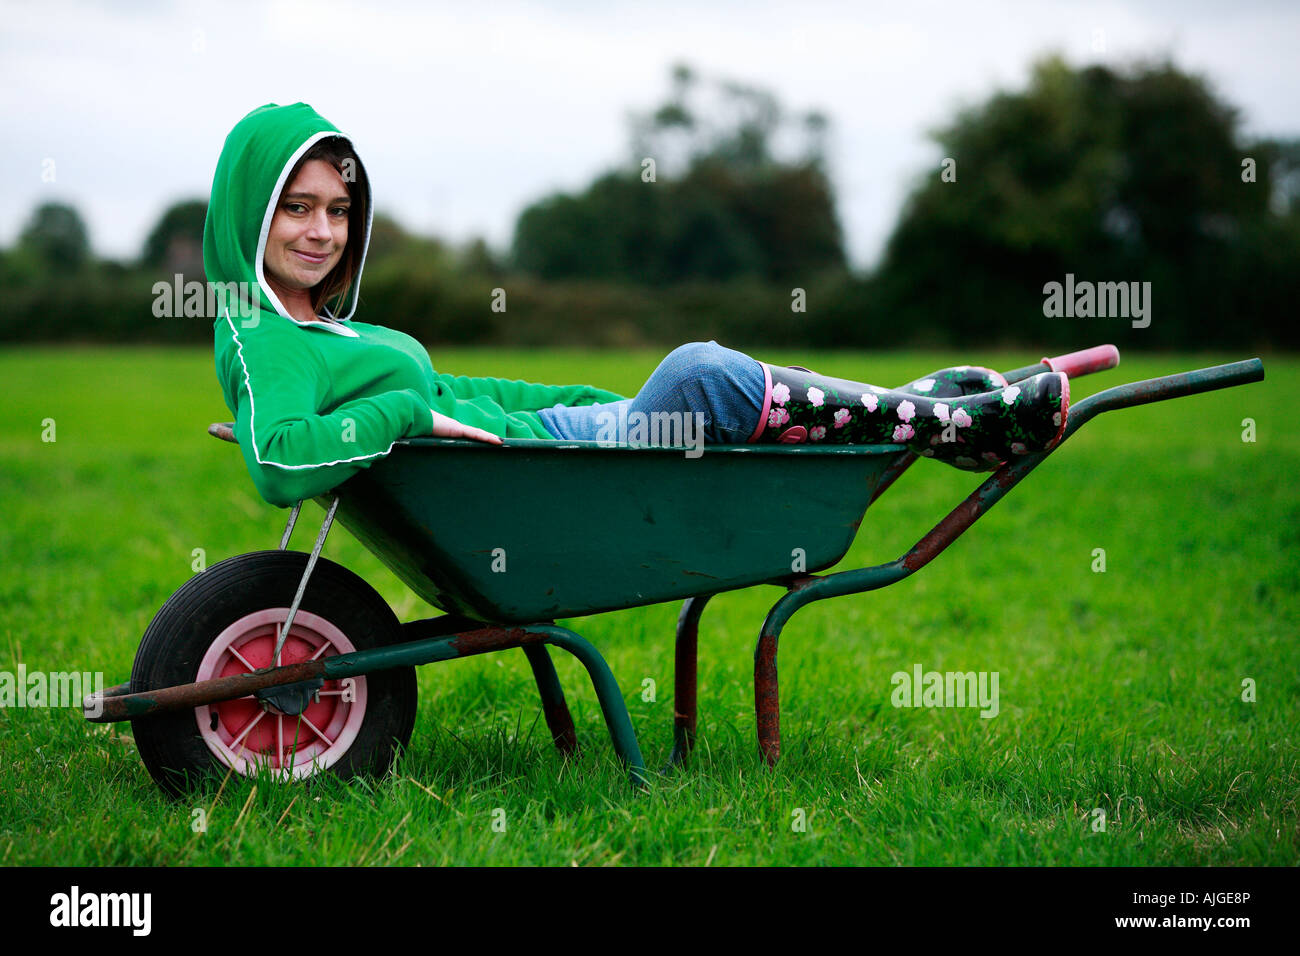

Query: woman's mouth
291,249,330,265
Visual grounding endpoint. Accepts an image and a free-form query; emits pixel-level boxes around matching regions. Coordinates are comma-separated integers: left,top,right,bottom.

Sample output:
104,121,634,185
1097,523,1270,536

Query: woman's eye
285,203,307,214
330,207,350,217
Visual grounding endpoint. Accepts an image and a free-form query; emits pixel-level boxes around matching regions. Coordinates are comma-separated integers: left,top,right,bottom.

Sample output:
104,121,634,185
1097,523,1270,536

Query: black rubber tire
130,551,417,798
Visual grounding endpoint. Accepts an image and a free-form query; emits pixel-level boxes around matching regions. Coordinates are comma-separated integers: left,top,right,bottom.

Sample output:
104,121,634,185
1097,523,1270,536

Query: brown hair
284,135,369,315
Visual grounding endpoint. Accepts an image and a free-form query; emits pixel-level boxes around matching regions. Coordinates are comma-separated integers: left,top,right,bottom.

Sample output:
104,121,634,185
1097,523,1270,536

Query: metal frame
273,496,338,664
91,354,1264,787
722,358,1262,765
92,616,647,786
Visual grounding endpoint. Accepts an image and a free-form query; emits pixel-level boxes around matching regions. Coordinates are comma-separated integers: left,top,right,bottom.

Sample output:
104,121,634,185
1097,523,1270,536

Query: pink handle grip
1041,344,1120,377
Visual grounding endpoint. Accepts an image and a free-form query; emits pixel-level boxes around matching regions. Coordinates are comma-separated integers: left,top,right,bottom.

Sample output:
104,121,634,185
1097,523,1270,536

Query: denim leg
536,341,767,443
536,397,634,441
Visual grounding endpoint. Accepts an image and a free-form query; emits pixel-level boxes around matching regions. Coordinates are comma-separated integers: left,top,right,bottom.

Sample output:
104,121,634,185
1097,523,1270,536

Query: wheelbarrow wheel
130,550,417,797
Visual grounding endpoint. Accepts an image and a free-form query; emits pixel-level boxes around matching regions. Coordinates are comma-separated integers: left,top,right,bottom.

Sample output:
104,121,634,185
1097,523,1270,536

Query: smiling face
262,158,351,316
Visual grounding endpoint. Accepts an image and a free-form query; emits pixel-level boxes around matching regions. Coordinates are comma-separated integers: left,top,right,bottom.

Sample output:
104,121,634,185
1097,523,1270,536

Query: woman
208,103,1067,508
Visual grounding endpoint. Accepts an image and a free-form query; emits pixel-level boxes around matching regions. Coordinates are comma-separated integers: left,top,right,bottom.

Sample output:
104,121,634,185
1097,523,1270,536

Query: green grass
1,345,1297,866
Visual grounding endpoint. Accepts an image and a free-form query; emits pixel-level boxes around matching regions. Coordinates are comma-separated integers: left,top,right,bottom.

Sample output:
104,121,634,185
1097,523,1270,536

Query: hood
203,102,372,330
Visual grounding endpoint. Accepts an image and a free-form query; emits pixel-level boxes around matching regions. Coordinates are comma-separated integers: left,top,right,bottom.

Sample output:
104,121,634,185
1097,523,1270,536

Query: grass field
1,345,1296,866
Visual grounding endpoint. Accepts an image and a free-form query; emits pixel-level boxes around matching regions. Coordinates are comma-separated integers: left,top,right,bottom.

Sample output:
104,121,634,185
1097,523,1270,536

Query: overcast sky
2,0,1296,269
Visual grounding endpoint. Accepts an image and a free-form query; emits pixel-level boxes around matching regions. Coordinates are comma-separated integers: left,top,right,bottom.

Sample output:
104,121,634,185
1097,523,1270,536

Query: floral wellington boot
783,363,1008,399
747,363,1069,471
898,365,1009,398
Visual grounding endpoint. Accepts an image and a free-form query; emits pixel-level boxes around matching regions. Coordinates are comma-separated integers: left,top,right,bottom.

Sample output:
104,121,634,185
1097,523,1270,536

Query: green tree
141,199,207,279
141,200,207,266
19,202,91,273
364,211,410,261
874,55,1300,348
512,64,846,284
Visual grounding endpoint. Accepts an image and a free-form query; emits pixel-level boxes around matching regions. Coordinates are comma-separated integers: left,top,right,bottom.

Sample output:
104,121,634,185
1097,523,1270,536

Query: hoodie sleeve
223,331,431,507
435,373,626,412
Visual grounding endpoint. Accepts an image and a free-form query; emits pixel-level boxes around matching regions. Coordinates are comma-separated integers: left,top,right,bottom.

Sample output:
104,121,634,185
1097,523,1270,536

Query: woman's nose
305,210,332,240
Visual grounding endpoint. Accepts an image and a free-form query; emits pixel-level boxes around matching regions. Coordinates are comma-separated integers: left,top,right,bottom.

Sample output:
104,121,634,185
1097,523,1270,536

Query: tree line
3,57,1297,349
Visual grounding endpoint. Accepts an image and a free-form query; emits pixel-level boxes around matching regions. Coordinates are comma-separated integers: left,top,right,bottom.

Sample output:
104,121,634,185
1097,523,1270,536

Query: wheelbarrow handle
1003,344,1121,383
773,356,1265,619
1041,344,1120,376
1067,357,1264,427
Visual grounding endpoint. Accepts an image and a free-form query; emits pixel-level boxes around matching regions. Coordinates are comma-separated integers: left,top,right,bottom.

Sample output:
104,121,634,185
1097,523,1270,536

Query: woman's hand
430,409,503,445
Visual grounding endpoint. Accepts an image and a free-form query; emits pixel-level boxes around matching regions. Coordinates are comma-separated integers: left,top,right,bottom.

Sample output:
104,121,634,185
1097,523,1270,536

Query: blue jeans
536,341,767,443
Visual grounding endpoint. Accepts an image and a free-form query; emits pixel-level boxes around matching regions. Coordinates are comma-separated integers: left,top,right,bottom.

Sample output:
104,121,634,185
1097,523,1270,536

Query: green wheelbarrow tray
329,438,910,623
87,347,1265,791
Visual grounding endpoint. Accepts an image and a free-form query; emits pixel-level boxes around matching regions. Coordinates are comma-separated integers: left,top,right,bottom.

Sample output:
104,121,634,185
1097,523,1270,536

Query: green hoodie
206,103,624,507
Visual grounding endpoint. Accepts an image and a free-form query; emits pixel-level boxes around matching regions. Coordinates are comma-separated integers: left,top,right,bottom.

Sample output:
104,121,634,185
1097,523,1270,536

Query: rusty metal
746,354,1264,768
89,621,528,723
91,659,328,722
901,467,1024,572
123,352,1264,787
447,626,539,656
522,644,578,755
207,422,237,443
754,632,781,767
667,593,712,768
94,612,647,785
381,621,649,784
864,451,916,509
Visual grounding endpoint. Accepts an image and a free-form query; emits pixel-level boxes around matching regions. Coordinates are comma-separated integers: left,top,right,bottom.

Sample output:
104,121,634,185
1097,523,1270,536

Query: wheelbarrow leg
754,629,782,767
754,587,810,768
533,626,649,788
667,593,712,769
521,644,578,756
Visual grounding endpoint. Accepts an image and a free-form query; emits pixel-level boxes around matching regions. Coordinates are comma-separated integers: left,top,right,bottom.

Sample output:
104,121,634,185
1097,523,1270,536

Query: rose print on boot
750,362,1069,471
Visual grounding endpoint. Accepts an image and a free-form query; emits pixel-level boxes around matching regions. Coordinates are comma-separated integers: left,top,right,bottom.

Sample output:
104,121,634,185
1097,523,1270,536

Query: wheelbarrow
83,345,1264,794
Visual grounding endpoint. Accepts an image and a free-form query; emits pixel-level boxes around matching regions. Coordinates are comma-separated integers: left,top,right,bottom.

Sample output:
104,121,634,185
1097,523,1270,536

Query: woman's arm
220,330,433,507
436,373,626,412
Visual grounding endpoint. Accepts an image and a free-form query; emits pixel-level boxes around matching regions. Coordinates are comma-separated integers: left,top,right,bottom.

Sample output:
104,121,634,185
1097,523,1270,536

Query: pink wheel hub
195,608,368,780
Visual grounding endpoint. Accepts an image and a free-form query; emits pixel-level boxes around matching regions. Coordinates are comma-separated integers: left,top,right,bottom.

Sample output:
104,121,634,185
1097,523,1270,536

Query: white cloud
0,0,1295,267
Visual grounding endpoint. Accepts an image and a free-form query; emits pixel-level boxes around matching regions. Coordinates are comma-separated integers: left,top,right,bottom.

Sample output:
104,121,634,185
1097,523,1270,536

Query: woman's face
263,158,350,296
